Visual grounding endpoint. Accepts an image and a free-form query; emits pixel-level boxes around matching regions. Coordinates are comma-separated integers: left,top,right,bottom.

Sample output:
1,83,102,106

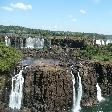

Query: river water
81,96,112,112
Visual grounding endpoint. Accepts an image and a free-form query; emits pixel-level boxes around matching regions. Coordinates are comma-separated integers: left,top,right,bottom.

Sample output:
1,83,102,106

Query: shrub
0,44,22,72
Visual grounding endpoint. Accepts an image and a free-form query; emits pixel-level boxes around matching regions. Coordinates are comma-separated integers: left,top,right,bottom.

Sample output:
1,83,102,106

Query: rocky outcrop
79,61,97,107
94,62,112,96
23,62,73,112
51,38,85,49
0,57,112,112
79,61,112,107
0,73,11,112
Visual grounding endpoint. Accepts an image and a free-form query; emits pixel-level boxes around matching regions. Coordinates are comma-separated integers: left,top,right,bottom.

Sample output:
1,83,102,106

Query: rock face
0,73,11,112
79,61,112,107
23,62,73,112
51,38,85,49
79,62,97,107
94,62,112,96
0,58,112,112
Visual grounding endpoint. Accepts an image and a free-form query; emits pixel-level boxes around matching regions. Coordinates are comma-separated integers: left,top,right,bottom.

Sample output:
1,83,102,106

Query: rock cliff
23,62,73,112
0,59,112,112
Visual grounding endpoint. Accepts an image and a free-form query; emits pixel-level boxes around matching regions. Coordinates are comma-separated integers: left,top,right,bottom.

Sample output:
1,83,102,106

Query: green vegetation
0,25,111,62
0,44,22,72
0,25,111,39
93,55,111,61
73,44,112,62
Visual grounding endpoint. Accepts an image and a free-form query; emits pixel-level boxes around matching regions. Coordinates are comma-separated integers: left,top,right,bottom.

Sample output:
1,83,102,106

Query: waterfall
96,83,104,102
25,37,44,49
71,71,76,111
25,37,35,48
71,71,82,112
5,36,10,46
9,70,24,109
35,38,44,49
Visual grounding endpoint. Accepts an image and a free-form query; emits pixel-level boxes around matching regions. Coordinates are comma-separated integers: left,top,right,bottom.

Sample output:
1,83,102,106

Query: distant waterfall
9,70,24,109
25,37,44,49
25,37,35,48
35,38,44,49
71,71,82,112
96,83,104,102
5,36,10,46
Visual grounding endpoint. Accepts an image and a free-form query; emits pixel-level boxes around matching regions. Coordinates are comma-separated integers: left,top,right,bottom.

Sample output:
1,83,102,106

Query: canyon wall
0,73,11,112
0,60,112,111
23,63,73,112
94,62,112,96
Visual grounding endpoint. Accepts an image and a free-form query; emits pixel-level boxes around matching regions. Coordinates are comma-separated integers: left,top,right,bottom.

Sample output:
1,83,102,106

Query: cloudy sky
0,0,112,34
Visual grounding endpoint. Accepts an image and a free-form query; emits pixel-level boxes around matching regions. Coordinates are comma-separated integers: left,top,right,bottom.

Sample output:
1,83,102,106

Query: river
81,96,112,112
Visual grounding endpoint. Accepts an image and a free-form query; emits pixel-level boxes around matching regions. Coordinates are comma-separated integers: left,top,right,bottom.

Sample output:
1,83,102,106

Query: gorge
0,26,112,112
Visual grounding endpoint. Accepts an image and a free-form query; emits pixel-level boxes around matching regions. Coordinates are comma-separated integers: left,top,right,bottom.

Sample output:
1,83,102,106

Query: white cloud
72,18,77,22
10,3,32,10
80,9,87,14
1,6,13,11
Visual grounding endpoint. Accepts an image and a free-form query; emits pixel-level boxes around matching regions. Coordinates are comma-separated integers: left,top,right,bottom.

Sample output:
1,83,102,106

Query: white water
25,37,35,48
71,71,76,111
96,83,104,102
9,70,24,109
35,38,44,49
71,71,82,112
25,37,44,49
5,36,10,46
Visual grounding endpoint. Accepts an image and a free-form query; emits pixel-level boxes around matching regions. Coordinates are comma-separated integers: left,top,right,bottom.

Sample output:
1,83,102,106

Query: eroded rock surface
23,62,73,112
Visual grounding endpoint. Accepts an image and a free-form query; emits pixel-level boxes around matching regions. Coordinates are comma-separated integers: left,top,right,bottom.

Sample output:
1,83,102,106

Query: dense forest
0,25,111,39
0,25,112,63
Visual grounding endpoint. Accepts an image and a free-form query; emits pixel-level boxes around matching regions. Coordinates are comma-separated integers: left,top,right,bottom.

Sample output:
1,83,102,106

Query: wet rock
80,62,97,107
23,62,73,112
94,62,112,96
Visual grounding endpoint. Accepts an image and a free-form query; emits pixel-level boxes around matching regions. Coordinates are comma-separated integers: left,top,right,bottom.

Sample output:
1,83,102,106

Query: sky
0,0,112,34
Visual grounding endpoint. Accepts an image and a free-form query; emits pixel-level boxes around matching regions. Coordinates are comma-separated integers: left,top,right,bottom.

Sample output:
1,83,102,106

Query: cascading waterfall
34,38,44,49
25,37,44,49
71,71,82,112
96,83,104,102
71,71,76,111
25,37,35,48
9,70,24,109
5,36,10,46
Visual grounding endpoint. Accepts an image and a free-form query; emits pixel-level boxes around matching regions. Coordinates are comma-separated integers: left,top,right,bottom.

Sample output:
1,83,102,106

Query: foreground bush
0,44,22,72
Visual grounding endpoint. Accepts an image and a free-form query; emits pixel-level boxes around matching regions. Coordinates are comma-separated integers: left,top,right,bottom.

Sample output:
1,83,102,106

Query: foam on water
96,83,104,102
71,71,82,112
9,70,24,109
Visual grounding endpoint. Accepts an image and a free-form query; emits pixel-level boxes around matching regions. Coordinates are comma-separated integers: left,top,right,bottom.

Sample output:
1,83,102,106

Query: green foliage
0,25,110,39
93,55,111,61
77,44,112,61
0,44,22,72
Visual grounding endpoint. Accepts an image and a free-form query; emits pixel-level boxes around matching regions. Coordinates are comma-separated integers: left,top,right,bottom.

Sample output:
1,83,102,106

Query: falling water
5,36,10,46
9,70,24,109
34,38,44,49
25,37,44,49
25,37,35,48
71,71,76,111
71,71,82,112
96,83,104,102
